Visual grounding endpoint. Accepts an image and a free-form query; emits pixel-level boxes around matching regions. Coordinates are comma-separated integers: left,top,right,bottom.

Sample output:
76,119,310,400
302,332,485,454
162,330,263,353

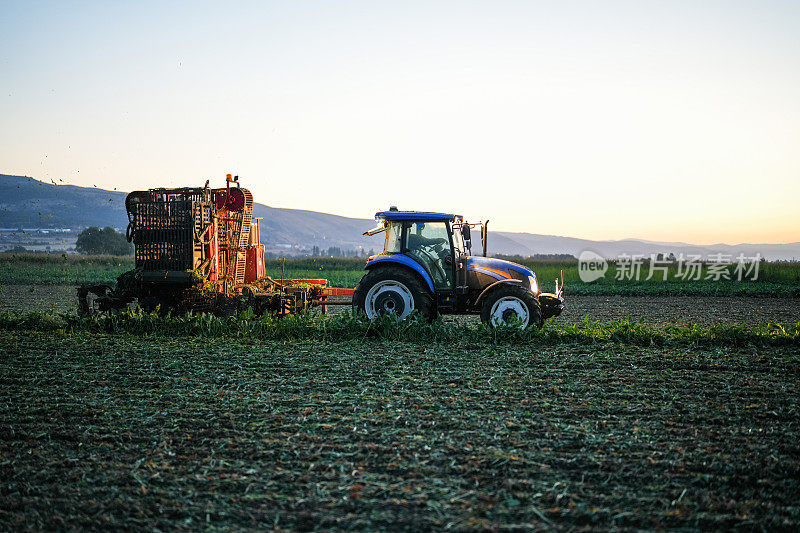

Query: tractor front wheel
480,284,542,329
353,266,435,320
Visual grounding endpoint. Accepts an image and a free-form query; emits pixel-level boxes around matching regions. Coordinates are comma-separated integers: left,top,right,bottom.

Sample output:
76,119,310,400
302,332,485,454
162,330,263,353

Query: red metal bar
282,278,329,286
323,287,355,296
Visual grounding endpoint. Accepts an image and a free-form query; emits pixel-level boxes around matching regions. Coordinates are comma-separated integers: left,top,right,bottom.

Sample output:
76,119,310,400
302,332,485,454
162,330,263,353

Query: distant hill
251,204,375,252
488,231,800,262
0,174,375,251
2,174,798,260
0,174,128,229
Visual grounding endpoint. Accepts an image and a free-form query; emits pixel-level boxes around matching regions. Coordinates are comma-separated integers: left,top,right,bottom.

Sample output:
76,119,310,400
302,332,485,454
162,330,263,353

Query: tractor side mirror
462,224,472,253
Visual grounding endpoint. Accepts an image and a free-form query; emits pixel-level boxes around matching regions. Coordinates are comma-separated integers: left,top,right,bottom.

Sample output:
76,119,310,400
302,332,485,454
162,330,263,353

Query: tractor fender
475,278,525,307
365,255,435,293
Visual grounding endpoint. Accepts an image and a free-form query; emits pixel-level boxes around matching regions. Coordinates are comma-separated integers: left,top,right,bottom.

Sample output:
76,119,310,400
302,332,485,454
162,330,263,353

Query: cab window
451,224,465,255
384,222,403,253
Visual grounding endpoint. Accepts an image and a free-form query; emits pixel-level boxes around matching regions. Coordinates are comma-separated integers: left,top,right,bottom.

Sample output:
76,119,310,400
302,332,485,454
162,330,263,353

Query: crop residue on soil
1,333,798,530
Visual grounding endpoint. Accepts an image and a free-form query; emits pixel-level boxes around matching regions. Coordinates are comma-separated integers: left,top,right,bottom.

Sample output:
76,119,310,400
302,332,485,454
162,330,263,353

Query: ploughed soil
0,284,78,314
561,295,800,325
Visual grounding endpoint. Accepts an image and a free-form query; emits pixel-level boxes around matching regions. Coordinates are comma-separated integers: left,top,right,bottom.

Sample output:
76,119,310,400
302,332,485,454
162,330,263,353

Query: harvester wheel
353,266,434,320
480,284,542,329
77,284,113,315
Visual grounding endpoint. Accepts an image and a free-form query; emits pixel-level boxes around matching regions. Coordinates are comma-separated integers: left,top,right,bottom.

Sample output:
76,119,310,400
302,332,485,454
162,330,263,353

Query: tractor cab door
450,222,470,297
403,221,455,292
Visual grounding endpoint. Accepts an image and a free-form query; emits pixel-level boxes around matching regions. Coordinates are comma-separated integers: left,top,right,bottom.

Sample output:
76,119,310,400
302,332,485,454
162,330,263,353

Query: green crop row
2,309,798,347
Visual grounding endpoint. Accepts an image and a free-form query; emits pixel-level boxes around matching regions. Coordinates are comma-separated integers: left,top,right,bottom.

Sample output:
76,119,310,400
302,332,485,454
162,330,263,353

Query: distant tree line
267,246,375,259
495,253,578,261
312,246,373,258
76,226,132,255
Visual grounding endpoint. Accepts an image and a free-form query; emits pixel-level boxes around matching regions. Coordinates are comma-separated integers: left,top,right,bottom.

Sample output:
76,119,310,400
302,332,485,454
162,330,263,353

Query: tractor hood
466,256,535,283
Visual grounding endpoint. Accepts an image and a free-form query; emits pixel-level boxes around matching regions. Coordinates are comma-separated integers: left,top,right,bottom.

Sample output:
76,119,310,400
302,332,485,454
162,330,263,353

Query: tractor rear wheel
480,284,542,329
353,266,435,320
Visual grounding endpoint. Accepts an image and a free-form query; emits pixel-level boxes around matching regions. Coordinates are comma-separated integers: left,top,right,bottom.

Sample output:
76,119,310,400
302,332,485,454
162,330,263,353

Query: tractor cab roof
375,211,463,222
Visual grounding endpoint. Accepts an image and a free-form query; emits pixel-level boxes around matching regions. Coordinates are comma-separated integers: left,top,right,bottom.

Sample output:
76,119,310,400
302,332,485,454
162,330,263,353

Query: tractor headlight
528,275,539,294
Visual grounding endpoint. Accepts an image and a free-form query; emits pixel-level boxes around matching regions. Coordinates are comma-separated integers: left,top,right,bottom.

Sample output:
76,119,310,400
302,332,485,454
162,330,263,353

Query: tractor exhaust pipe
554,269,564,299
482,220,489,257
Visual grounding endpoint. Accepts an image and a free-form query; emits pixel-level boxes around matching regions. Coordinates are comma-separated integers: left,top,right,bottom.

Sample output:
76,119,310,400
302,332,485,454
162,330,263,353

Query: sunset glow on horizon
1,0,798,245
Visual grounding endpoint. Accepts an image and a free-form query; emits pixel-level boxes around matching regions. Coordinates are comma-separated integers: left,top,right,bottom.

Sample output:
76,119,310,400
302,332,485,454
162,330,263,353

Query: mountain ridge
1,174,798,260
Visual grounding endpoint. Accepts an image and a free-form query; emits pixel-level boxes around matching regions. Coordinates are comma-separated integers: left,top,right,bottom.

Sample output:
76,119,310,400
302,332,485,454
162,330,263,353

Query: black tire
353,266,435,320
480,284,542,329
76,284,113,315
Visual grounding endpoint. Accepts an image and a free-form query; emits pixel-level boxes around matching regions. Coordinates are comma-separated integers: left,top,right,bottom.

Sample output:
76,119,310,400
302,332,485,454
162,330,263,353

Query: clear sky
1,0,798,244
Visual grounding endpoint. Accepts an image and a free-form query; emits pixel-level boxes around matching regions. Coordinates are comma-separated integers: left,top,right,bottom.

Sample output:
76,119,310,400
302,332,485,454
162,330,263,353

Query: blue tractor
353,209,564,328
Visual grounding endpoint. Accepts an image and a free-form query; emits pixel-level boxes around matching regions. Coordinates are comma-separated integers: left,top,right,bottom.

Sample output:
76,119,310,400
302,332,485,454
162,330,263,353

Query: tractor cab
363,210,471,312
357,209,564,326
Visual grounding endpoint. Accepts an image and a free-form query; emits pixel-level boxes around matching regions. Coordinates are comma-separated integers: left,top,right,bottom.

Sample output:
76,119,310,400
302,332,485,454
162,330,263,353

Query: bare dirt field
0,284,77,314
563,295,800,325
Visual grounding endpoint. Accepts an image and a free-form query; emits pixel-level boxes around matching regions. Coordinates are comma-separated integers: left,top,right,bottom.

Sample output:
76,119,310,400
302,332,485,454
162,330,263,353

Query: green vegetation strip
2,310,798,347
0,253,133,284
1,332,798,529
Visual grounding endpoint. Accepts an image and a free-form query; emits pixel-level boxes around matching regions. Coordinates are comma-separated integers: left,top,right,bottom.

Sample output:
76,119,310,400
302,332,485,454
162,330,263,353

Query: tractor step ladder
232,189,254,286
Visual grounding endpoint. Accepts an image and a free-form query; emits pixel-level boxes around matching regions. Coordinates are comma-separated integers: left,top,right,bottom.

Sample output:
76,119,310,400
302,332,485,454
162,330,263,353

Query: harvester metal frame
79,175,354,316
